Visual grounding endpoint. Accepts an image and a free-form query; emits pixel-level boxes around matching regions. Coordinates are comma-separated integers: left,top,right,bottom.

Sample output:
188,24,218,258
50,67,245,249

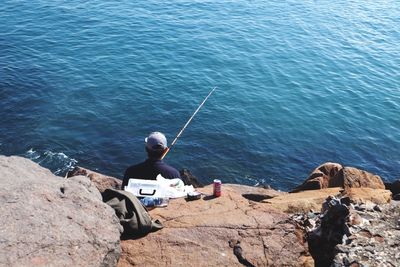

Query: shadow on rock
242,193,273,202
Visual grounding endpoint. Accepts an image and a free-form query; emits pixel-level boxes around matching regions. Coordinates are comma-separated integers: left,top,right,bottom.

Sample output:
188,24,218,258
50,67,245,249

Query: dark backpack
102,189,163,239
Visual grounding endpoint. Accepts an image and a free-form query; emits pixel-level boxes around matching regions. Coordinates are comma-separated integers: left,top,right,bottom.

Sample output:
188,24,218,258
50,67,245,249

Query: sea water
1,0,399,190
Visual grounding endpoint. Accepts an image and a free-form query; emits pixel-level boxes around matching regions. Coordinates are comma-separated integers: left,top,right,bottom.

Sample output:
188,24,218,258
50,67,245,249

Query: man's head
145,132,168,159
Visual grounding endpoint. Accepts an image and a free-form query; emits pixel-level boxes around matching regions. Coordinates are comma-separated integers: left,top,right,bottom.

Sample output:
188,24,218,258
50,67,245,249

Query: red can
213,179,222,197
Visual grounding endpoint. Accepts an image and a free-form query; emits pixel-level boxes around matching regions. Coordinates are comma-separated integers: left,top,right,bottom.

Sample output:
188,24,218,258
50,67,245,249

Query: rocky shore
1,155,399,266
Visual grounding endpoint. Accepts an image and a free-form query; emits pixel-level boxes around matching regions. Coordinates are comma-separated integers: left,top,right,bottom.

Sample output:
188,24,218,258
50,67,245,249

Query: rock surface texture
291,163,343,192
341,187,392,205
118,184,313,267
67,166,122,193
340,167,385,190
0,156,122,267
333,201,400,266
292,163,385,192
294,195,400,267
4,157,397,267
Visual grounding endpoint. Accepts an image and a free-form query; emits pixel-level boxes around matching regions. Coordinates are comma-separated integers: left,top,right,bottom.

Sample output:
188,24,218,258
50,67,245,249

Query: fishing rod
161,87,217,160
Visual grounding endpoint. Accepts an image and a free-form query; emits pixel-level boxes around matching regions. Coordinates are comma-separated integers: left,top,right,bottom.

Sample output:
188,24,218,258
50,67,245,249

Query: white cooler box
124,178,167,198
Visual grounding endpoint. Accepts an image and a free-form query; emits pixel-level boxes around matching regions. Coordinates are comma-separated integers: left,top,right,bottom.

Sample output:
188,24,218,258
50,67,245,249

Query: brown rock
265,187,391,214
291,163,385,192
227,183,284,200
118,184,309,267
67,166,122,193
291,163,343,192
266,188,342,213
300,256,315,267
341,188,392,205
339,167,385,190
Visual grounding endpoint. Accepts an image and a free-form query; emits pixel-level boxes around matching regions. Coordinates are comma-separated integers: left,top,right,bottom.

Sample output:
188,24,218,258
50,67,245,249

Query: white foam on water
26,148,41,160
24,148,77,176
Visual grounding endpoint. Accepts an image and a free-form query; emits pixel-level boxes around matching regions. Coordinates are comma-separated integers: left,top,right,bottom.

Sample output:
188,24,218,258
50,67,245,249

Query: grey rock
356,204,366,211
0,156,122,267
305,218,316,228
335,244,349,253
364,201,376,211
332,202,400,267
298,194,400,266
307,212,318,219
364,246,375,253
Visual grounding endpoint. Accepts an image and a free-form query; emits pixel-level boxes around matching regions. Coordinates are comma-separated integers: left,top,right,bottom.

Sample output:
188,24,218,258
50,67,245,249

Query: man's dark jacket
122,158,180,189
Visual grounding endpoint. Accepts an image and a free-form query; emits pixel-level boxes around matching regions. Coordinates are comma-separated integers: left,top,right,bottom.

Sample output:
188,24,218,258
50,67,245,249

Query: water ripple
1,0,399,189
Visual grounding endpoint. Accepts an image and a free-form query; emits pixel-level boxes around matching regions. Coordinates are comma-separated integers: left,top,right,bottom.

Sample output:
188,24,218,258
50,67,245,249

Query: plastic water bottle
155,197,169,207
140,197,169,207
140,197,155,207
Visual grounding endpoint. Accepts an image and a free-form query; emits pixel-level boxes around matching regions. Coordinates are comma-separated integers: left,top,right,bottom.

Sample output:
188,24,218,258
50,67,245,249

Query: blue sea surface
1,0,399,190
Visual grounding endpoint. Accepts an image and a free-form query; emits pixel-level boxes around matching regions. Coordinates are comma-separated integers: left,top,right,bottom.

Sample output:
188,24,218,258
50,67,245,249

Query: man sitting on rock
122,132,180,189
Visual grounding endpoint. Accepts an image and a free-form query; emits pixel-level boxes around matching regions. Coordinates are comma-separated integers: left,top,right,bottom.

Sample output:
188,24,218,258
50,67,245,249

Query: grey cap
145,132,167,151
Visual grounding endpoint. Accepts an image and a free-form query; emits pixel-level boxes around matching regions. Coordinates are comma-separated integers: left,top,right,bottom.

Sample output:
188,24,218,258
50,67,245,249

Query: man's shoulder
158,162,180,178
125,159,180,179
124,161,148,176
126,161,145,170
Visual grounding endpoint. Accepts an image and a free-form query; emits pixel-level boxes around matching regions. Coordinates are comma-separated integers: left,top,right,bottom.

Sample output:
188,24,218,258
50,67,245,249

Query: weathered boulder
291,163,343,192
118,184,312,267
67,166,122,192
291,163,385,192
340,167,385,189
0,156,122,267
